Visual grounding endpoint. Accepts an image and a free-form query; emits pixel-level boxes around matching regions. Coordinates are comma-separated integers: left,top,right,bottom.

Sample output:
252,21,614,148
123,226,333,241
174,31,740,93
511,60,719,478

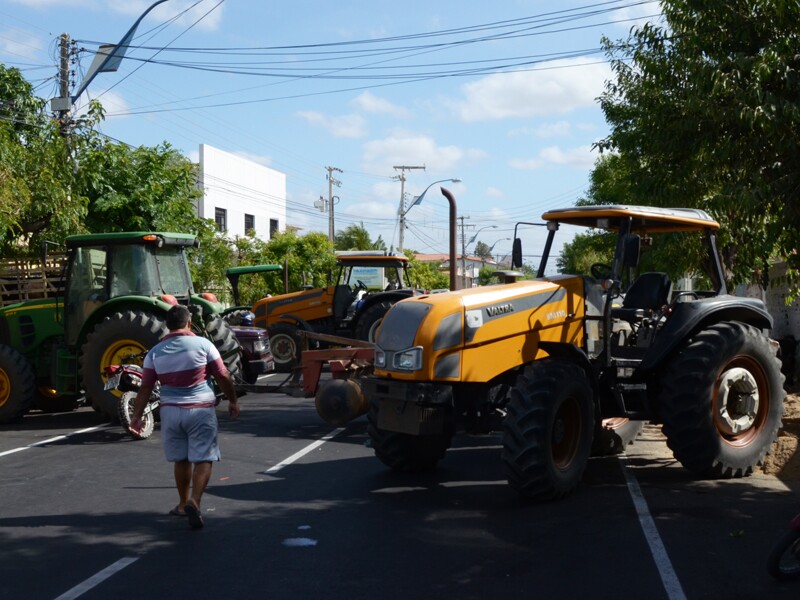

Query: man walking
130,304,239,530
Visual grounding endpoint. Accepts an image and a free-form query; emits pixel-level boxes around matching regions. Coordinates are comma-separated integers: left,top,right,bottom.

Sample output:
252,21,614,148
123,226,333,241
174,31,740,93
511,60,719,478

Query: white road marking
264,427,346,474
53,557,139,600
621,457,687,600
0,424,112,458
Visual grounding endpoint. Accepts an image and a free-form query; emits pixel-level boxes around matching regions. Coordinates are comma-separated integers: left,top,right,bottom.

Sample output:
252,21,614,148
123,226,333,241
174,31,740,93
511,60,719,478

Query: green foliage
473,241,493,260
597,0,800,291
403,250,450,291
335,222,386,251
557,231,615,275
477,265,497,286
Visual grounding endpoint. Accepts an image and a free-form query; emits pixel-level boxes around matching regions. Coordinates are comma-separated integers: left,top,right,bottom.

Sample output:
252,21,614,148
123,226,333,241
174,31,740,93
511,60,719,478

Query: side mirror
511,238,523,269
623,234,640,269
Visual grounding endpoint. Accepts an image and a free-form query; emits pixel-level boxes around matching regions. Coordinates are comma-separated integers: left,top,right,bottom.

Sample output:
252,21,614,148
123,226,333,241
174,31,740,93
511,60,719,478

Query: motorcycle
103,352,160,440
767,512,800,581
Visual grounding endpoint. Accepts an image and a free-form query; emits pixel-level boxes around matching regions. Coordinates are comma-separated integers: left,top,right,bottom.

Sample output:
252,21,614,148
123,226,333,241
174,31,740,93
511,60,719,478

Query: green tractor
0,232,242,423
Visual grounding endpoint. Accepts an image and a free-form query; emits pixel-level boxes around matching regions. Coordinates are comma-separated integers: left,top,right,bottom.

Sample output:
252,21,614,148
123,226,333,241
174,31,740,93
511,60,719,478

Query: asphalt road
1,374,799,600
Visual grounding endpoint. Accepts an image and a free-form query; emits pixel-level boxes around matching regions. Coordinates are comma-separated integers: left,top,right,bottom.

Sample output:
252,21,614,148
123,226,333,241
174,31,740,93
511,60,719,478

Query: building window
215,208,227,232
270,219,279,238
244,214,255,234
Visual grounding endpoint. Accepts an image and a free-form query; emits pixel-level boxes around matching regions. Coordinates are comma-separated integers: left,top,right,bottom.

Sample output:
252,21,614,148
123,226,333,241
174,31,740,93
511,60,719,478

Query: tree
597,0,800,290
404,250,450,291
335,222,386,252
557,231,615,276
474,241,493,260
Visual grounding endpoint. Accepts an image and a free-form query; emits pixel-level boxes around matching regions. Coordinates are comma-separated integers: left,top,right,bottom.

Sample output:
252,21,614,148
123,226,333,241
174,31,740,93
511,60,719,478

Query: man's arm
214,372,240,420
129,384,154,434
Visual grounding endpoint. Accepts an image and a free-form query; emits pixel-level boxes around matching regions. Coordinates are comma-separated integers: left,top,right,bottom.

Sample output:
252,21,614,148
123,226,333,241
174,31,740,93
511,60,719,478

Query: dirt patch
758,387,800,480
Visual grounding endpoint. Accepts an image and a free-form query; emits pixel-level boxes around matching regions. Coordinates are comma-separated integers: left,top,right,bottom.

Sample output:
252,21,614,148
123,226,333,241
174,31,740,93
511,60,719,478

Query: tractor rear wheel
203,314,244,382
354,301,393,342
81,311,166,422
0,345,35,423
659,321,784,477
502,360,594,500
367,397,453,471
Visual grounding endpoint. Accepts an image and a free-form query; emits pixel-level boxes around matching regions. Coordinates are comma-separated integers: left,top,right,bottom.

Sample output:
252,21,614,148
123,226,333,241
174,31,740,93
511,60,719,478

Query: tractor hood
373,276,586,383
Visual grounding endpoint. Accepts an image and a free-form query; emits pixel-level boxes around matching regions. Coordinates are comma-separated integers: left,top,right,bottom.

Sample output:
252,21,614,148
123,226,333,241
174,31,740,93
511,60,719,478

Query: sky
0,0,660,269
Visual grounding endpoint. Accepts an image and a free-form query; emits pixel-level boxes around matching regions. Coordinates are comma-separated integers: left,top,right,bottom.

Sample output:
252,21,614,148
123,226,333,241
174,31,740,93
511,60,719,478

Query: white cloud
351,92,410,119
75,89,130,119
510,145,597,170
0,29,43,59
10,1,224,31
296,111,367,139
232,151,273,167
485,187,504,199
362,130,483,173
452,58,612,122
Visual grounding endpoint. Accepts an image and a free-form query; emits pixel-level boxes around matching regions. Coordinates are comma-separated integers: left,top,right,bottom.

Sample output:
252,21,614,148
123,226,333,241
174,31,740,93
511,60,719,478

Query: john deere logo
487,303,514,317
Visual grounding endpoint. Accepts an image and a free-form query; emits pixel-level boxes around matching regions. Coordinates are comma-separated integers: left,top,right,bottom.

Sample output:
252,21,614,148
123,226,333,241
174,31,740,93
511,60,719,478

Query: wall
197,144,286,241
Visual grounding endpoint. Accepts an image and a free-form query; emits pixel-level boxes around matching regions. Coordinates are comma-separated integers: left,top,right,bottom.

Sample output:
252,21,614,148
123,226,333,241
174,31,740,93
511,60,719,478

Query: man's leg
190,461,212,508
174,460,192,508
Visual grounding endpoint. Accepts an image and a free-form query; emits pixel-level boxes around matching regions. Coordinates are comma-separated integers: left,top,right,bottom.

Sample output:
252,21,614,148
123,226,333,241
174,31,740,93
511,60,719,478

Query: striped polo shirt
141,331,228,406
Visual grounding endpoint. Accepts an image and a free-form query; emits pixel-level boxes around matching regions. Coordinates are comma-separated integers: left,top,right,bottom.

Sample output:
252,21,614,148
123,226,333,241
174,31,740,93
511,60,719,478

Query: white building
197,144,286,241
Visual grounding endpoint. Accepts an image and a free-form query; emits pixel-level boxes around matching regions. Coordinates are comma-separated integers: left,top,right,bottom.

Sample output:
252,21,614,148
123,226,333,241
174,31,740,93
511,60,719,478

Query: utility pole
51,33,73,136
393,164,425,252
459,216,473,289
326,166,342,243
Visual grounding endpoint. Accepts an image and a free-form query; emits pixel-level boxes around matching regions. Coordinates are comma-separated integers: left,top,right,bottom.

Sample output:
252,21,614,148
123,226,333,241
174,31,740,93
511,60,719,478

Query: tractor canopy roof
336,254,409,268
225,264,283,276
65,232,199,249
541,205,719,233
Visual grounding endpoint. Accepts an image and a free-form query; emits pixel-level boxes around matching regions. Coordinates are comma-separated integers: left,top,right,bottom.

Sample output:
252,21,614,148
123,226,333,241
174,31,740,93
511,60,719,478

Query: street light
463,225,497,288
487,237,511,264
399,177,461,252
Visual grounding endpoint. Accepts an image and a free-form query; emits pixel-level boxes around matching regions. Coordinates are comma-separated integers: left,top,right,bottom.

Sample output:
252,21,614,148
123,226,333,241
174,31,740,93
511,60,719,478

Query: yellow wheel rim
100,338,147,398
0,368,10,408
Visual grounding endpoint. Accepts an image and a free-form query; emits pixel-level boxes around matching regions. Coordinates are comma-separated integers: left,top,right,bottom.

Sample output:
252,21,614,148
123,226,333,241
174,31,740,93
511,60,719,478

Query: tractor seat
611,272,672,323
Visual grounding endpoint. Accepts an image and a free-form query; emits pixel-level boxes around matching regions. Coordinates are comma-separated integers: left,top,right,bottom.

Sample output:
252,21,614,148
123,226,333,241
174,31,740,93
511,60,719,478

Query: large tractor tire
268,322,302,373
203,314,244,382
659,321,784,478
591,418,644,456
354,301,394,342
367,397,453,471
81,311,166,422
0,345,36,424
502,360,594,500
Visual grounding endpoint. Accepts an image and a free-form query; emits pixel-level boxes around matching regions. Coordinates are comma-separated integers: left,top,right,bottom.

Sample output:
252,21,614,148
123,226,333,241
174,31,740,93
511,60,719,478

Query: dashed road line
264,427,346,474
0,424,112,458
54,557,139,600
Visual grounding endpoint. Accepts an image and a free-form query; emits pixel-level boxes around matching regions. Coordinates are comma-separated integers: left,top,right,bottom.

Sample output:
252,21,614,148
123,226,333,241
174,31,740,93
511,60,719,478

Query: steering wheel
355,279,368,291
590,263,612,279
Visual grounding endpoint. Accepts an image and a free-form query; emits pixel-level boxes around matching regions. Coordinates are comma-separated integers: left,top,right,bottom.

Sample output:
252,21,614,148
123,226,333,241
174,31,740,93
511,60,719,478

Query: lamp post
463,225,497,288
487,237,510,265
399,177,461,252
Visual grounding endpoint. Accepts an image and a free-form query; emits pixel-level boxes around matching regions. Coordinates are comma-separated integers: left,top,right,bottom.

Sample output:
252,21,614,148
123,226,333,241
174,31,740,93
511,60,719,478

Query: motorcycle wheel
767,527,800,581
118,391,155,440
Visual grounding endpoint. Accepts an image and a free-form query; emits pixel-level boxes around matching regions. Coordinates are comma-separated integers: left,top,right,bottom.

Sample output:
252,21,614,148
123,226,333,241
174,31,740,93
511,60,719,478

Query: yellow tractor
252,253,423,372
355,205,784,500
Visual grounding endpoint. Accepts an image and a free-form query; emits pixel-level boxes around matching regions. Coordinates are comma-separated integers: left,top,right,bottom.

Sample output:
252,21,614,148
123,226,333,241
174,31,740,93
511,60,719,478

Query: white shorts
160,405,221,463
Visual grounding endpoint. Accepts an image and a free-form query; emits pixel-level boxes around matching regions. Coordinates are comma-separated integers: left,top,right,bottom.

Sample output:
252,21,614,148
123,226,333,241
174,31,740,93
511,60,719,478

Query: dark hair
166,304,192,330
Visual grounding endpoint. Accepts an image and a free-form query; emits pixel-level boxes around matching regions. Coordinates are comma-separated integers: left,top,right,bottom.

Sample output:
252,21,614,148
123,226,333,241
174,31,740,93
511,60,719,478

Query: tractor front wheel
502,360,594,500
268,322,302,373
81,311,166,422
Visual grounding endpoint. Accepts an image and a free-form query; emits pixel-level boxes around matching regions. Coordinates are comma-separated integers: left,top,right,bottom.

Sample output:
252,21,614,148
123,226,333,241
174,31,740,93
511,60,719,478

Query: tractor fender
538,342,598,388
78,297,173,347
640,295,773,371
278,313,315,332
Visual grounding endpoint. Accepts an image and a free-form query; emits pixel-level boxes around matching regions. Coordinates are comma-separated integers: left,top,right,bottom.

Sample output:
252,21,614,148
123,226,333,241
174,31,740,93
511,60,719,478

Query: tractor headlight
393,347,423,371
374,348,386,368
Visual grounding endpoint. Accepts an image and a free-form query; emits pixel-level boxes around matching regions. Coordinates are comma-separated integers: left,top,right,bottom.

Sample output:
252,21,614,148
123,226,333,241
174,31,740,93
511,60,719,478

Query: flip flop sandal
168,507,185,517
184,503,204,530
